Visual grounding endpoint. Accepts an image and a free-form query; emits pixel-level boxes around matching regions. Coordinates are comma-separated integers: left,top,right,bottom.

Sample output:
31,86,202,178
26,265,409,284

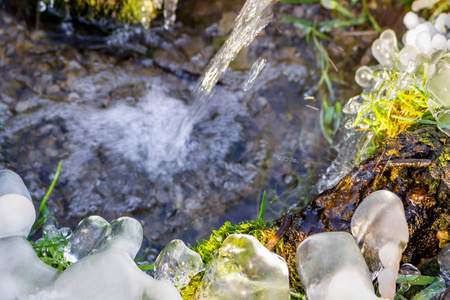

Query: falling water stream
167,0,277,161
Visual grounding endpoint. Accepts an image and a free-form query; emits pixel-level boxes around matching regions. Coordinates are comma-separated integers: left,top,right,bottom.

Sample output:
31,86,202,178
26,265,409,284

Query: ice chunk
399,45,418,68
197,234,290,300
0,169,32,200
0,194,36,238
154,239,203,288
403,12,420,30
296,232,379,300
64,216,110,263
0,236,58,299
416,30,433,56
438,243,450,283
432,34,448,51
0,170,58,297
428,68,450,108
351,190,409,300
51,217,182,300
434,14,450,33
372,29,399,66
355,66,377,89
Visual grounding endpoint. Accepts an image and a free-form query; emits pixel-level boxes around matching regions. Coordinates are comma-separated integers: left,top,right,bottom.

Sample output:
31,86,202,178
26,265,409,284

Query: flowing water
0,1,337,257
168,0,277,160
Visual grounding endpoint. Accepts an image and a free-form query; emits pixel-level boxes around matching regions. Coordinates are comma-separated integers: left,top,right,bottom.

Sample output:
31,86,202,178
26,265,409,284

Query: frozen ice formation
154,239,203,288
351,11,450,137
0,169,32,200
296,232,379,300
0,169,182,300
351,190,409,300
0,236,59,299
64,215,110,263
196,233,290,300
51,217,182,300
0,170,58,298
372,29,399,67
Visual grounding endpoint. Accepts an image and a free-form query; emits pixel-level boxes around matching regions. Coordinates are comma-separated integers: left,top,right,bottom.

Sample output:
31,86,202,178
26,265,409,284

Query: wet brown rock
271,127,450,288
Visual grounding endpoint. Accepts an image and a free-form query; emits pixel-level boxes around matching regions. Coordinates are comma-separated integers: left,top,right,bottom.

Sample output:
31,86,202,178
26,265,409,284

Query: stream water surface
0,0,344,257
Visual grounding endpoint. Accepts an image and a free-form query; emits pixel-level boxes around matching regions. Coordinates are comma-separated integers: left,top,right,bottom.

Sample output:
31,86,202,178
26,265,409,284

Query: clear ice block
196,233,290,300
154,239,203,288
351,190,409,300
296,232,379,300
51,217,182,300
371,29,399,67
64,216,110,263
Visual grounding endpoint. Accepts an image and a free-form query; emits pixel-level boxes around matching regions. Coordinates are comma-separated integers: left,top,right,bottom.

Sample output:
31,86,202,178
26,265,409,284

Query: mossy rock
183,126,450,297
3,0,158,32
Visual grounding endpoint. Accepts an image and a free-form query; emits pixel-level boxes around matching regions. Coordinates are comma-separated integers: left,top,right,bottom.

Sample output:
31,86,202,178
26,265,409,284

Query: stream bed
0,0,361,256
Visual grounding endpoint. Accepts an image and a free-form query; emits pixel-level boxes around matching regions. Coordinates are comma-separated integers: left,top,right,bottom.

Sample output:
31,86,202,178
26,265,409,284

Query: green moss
30,230,71,271
190,220,272,264
36,0,157,27
180,220,273,299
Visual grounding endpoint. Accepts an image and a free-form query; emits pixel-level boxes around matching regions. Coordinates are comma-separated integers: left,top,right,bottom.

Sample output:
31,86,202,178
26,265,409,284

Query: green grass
28,161,72,270
281,0,379,144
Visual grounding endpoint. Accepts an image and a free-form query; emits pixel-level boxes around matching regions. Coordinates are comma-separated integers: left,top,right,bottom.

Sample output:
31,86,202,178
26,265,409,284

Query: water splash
163,0,179,29
168,0,278,156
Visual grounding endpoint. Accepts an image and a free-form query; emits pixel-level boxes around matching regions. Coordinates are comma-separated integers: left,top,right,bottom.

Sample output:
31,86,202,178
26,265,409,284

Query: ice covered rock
197,233,290,300
0,169,32,200
351,190,409,300
296,232,379,300
50,217,182,300
154,239,203,288
0,194,36,239
0,170,58,298
64,216,110,263
0,236,58,299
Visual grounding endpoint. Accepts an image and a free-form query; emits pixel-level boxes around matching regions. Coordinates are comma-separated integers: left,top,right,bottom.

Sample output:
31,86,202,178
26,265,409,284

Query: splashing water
163,0,179,29
168,0,278,157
